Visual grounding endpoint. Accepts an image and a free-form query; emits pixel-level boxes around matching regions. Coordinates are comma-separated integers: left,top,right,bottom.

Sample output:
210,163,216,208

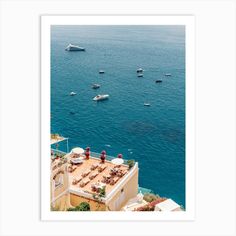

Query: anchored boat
137,68,143,73
93,94,109,101
144,103,151,106
65,43,85,51
92,84,101,89
70,92,77,96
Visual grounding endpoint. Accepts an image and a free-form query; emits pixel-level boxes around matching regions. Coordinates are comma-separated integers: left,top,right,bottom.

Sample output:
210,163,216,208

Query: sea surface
51,26,185,207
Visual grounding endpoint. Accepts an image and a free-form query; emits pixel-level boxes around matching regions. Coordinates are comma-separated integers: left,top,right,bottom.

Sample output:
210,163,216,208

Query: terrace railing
51,148,66,154
90,151,129,165
51,149,67,160
51,149,130,165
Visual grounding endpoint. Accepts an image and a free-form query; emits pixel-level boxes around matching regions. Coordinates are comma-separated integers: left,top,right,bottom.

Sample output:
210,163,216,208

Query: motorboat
137,73,143,77
165,73,171,76
92,84,101,89
70,92,77,96
99,70,105,74
144,103,151,106
65,43,85,51
93,94,109,101
155,79,162,83
137,68,143,73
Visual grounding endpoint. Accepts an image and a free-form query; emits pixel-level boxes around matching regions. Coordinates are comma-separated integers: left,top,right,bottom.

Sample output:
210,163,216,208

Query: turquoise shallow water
51,26,185,207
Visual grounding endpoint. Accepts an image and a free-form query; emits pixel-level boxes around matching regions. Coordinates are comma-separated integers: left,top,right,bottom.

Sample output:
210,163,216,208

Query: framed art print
1,1,236,236
41,15,195,221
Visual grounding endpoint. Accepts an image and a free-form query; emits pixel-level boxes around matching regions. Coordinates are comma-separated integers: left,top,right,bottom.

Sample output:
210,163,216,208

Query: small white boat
99,70,105,74
93,94,109,101
65,43,85,51
137,68,143,73
137,73,143,77
70,92,77,96
144,103,151,106
92,84,101,89
165,73,171,76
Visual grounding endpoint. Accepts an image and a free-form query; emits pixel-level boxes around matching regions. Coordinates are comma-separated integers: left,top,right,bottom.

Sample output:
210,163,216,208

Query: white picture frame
41,15,195,221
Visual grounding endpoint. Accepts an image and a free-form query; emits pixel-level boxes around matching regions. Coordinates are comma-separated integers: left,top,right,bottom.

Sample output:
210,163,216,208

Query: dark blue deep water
51,26,185,207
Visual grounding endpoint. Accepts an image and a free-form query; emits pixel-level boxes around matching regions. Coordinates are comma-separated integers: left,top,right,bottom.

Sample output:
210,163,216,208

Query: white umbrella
111,158,124,165
71,147,84,155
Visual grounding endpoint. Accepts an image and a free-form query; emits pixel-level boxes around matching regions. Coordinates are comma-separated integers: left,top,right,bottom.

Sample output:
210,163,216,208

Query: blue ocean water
51,26,185,207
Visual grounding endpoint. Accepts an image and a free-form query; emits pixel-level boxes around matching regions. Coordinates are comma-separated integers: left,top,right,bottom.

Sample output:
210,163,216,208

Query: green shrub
99,187,106,198
143,193,158,203
76,202,90,211
67,202,90,211
127,159,135,169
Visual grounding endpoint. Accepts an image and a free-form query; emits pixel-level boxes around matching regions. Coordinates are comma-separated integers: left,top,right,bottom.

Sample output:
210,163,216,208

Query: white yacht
92,84,101,89
137,68,143,73
70,92,77,96
99,70,105,74
165,73,172,76
93,94,109,101
65,44,85,51
144,103,151,106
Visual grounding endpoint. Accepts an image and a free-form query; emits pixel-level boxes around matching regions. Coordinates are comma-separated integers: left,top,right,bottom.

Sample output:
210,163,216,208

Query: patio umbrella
71,147,84,155
112,158,124,165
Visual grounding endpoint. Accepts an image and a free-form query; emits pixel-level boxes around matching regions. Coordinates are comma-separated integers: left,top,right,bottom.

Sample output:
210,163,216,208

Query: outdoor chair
98,165,107,172
90,163,98,170
110,176,119,185
89,172,98,180
82,169,91,177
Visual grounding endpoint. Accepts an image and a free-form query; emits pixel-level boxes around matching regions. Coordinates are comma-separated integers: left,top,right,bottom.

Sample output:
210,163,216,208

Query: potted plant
127,159,135,170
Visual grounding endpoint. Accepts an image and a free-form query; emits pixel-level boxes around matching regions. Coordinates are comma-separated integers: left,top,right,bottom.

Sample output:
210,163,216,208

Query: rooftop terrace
51,148,136,201
66,152,130,196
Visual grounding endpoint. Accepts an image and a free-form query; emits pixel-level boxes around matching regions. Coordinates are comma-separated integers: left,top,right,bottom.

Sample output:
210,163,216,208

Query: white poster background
0,0,235,236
